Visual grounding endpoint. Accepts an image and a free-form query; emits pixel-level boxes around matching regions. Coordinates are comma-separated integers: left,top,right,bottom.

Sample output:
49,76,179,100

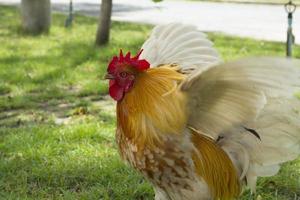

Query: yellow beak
104,73,114,80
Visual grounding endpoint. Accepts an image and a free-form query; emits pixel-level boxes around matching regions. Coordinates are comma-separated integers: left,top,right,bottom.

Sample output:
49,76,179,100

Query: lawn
0,5,299,200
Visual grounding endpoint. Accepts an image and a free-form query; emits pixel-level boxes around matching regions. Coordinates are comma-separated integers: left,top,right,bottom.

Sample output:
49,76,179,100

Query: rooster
104,23,300,200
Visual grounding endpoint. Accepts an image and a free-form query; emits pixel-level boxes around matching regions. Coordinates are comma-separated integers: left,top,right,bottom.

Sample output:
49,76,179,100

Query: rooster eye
120,71,128,78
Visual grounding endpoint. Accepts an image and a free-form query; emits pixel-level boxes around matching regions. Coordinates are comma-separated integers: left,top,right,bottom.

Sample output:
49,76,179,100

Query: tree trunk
21,0,51,34
95,0,112,46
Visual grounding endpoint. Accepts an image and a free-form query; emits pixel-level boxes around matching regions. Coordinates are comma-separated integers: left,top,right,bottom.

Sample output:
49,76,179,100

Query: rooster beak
104,73,114,80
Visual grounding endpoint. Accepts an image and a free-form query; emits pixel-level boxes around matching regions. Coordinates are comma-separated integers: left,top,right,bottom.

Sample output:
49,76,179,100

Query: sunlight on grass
0,5,299,200
0,120,152,199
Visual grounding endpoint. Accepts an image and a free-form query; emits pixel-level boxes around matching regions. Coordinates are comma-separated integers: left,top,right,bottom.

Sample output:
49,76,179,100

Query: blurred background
0,0,299,199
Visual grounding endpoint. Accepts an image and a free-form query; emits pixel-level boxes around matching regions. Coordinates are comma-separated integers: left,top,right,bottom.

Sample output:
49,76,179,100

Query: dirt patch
0,95,115,127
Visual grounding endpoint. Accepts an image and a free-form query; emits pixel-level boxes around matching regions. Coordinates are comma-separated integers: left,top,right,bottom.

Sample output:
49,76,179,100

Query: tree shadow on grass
0,17,149,127
0,39,113,127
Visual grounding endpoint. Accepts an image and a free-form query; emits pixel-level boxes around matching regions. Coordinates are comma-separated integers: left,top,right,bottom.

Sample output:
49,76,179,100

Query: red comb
108,49,150,73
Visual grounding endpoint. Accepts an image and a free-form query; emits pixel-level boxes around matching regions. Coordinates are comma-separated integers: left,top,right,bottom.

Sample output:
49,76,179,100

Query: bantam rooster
104,23,300,200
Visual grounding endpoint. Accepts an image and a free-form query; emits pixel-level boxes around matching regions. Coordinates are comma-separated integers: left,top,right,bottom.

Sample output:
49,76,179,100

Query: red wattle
109,81,125,101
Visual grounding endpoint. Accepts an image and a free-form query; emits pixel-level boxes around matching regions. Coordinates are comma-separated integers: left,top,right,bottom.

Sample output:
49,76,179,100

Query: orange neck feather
117,66,187,147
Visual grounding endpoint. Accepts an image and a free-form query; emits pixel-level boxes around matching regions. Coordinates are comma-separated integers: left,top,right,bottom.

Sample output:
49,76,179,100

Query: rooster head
105,50,150,101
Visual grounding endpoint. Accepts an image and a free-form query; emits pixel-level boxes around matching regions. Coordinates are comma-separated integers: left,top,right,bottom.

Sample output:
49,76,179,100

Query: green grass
0,5,299,200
